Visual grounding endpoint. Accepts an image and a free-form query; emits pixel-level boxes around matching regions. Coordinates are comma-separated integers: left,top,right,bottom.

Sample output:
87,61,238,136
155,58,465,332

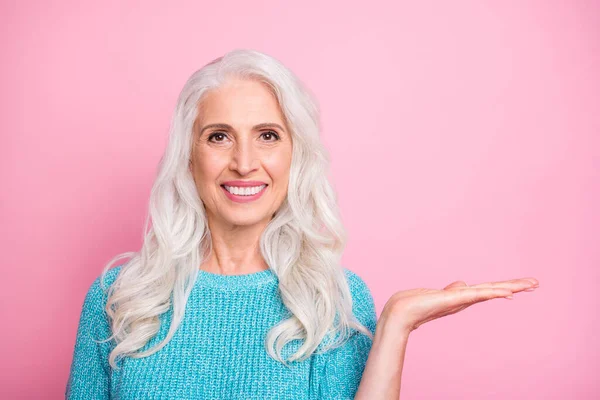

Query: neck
200,214,271,275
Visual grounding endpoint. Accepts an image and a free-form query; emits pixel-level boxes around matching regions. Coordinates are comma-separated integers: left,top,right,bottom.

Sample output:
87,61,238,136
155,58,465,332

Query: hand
381,277,540,336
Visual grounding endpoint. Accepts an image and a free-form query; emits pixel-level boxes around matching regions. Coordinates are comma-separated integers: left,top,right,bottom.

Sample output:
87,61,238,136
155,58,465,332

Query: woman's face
190,78,293,229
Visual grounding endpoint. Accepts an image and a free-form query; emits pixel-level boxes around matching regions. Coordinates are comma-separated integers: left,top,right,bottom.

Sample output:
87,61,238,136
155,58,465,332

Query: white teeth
224,184,266,196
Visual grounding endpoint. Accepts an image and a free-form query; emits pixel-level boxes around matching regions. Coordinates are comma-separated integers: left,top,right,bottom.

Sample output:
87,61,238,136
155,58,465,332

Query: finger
502,277,539,286
444,281,469,290
468,278,539,293
444,286,514,306
522,277,539,285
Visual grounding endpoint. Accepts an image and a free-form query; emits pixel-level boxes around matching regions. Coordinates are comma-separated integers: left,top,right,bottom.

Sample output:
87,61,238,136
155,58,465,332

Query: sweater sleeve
66,268,120,399
313,269,378,399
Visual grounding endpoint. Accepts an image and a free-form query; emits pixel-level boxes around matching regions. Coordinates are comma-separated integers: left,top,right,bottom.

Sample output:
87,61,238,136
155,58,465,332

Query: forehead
197,78,285,125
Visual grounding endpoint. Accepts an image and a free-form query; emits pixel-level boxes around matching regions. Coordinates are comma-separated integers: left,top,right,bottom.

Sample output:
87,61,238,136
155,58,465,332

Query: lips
221,180,268,187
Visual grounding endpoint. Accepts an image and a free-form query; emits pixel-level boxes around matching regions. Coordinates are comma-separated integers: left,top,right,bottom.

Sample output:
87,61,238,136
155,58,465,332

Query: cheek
264,149,292,180
193,150,226,180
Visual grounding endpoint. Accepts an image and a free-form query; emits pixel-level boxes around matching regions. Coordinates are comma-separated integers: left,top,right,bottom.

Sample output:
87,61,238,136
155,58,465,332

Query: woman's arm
355,277,538,399
355,311,409,400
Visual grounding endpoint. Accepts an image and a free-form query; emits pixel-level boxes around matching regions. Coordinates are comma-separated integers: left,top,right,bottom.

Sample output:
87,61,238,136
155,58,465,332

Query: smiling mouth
220,184,268,197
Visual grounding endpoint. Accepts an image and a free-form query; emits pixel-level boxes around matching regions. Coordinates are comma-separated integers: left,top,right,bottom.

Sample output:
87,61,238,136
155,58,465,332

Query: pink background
1,0,598,398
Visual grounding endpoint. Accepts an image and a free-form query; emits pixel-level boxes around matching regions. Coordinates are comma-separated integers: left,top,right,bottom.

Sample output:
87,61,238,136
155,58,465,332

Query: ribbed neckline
196,267,278,289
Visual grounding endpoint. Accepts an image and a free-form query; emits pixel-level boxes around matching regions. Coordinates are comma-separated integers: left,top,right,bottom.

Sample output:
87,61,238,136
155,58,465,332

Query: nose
229,136,260,175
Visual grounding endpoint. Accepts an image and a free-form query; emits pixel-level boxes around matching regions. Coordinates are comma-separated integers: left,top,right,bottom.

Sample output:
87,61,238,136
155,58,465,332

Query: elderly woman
66,49,539,399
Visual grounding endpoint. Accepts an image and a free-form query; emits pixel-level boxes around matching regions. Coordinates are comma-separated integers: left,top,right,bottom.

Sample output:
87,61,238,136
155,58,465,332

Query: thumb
444,280,469,290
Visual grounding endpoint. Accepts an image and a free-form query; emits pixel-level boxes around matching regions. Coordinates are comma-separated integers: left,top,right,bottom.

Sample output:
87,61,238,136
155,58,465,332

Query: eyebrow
199,123,286,135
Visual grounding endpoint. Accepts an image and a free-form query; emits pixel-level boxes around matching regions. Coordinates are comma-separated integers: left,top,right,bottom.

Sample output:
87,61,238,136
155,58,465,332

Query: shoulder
81,264,124,310
342,267,374,309
342,268,371,295
342,267,377,334
89,264,123,295
73,265,125,343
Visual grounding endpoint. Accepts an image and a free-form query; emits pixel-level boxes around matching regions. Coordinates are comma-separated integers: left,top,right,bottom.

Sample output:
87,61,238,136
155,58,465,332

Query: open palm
383,277,539,335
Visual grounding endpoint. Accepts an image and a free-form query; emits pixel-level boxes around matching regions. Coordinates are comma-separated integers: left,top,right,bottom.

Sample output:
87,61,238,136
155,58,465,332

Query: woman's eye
261,130,280,141
208,132,227,142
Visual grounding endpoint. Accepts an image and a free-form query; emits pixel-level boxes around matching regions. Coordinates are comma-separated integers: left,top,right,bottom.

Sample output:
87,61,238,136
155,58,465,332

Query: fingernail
524,287,537,292
504,295,513,299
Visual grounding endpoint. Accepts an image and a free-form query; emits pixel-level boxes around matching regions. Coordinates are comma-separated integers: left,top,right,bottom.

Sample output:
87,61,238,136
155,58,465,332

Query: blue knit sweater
66,265,378,399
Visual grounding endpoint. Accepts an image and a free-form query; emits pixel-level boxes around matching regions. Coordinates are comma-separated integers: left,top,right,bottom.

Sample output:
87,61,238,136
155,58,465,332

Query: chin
223,213,270,227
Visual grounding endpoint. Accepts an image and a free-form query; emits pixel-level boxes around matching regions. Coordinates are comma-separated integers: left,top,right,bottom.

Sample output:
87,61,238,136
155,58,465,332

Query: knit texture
66,265,378,399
